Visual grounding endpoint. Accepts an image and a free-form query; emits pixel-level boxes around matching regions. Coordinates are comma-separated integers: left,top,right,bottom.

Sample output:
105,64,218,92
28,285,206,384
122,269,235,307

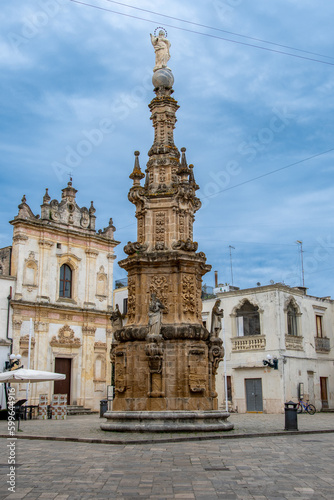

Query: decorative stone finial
21,195,26,204
89,201,96,214
177,147,190,179
189,164,199,190
130,151,145,185
43,188,51,205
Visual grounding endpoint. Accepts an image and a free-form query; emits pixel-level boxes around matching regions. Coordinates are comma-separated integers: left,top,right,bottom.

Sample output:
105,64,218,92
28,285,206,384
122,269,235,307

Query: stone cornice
216,283,334,303
9,219,120,247
10,299,110,318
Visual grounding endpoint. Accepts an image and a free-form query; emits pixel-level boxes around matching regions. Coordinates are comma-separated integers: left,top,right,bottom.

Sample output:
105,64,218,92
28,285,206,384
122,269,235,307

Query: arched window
59,264,72,298
236,300,260,336
287,302,298,336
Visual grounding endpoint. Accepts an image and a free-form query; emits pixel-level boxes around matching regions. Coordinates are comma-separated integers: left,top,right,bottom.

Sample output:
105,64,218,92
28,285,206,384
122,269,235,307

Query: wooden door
320,377,328,409
54,358,71,404
245,378,263,412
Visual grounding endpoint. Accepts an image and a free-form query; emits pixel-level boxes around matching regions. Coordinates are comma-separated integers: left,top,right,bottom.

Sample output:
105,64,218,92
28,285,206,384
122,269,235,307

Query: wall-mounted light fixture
263,354,278,370
5,353,22,371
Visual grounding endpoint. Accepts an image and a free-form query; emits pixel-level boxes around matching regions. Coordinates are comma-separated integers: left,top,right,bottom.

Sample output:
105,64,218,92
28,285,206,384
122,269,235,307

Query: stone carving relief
12,320,22,332
146,333,164,398
50,199,59,221
127,276,136,322
19,334,36,349
188,346,207,393
80,207,90,228
172,238,198,252
159,166,166,183
182,275,196,314
209,338,224,375
146,336,164,374
155,212,165,249
179,213,185,236
34,321,48,333
124,241,148,255
149,276,169,314
82,326,96,336
23,252,38,287
189,217,193,240
110,305,123,333
50,325,81,347
114,349,127,393
96,266,107,299
137,216,145,243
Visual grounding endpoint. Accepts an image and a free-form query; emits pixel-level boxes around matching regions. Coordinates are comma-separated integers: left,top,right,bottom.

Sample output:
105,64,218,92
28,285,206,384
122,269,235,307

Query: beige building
203,283,334,413
1,181,119,410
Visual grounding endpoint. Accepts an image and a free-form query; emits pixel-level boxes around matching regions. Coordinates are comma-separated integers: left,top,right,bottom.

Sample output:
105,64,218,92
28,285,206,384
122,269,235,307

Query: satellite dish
270,280,274,284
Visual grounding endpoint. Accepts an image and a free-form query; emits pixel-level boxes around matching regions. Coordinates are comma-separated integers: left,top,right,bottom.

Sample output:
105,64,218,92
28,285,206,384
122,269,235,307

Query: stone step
320,408,334,412
66,405,98,416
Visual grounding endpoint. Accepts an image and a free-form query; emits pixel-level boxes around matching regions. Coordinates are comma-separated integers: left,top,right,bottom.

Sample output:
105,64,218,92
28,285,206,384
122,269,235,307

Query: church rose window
59,264,72,298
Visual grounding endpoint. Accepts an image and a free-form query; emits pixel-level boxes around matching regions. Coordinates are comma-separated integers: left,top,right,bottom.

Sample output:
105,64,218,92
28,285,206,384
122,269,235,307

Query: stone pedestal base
101,410,233,433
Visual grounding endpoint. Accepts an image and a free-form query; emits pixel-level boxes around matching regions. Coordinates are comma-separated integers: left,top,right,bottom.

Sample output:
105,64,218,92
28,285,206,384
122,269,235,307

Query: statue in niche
148,293,165,335
110,304,123,332
150,30,171,71
211,299,224,338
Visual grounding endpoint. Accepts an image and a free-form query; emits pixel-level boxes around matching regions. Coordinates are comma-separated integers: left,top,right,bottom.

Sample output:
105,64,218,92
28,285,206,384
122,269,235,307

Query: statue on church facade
150,30,171,71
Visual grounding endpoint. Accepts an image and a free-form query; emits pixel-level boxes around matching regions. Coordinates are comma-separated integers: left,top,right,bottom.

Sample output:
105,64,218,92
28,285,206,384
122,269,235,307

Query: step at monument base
101,410,234,433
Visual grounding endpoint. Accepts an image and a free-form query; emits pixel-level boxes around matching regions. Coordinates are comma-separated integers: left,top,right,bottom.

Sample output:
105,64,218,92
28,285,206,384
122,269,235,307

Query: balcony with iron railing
315,336,330,353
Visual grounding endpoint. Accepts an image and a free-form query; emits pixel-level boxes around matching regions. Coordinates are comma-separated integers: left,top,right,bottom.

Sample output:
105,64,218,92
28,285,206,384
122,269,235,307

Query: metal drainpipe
6,286,13,354
4,286,12,408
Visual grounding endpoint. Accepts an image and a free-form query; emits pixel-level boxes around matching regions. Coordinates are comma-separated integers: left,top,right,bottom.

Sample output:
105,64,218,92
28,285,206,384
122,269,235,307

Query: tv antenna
296,240,305,287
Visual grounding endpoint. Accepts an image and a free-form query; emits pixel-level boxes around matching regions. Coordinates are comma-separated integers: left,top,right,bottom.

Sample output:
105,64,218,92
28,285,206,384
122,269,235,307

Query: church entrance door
54,358,71,404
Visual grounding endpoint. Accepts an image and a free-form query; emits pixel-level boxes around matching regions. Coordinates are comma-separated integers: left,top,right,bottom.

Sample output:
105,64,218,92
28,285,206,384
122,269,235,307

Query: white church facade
0,182,119,411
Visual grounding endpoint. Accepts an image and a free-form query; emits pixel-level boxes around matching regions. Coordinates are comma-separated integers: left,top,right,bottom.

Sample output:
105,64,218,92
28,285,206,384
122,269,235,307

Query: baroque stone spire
111,33,226,415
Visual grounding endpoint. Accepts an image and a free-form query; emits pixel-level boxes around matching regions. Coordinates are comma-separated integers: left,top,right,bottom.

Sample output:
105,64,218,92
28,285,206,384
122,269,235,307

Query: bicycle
297,399,316,415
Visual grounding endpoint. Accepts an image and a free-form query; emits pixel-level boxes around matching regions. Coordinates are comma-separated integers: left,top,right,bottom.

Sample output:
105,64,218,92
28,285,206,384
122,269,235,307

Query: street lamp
263,354,278,370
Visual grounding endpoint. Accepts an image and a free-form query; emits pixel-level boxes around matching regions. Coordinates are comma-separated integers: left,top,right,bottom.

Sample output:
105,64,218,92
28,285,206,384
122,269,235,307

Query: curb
0,428,333,446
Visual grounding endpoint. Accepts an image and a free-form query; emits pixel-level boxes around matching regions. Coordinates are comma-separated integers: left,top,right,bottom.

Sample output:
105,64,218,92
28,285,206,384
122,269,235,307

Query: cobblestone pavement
0,413,333,444
0,432,334,499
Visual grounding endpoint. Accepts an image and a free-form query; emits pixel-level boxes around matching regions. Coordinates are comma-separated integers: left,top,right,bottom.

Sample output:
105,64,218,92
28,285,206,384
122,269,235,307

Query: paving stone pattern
0,413,333,444
0,434,334,499
0,413,333,499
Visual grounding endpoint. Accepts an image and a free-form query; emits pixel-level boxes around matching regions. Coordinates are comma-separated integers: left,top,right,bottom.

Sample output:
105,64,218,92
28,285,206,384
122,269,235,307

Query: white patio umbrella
0,369,66,383
0,368,66,430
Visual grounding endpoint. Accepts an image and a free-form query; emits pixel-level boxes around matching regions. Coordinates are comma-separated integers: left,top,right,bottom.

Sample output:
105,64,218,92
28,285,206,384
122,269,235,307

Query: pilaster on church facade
8,182,119,409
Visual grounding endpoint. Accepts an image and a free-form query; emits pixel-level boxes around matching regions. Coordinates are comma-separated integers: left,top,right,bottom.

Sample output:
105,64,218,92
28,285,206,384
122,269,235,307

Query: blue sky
1,0,334,297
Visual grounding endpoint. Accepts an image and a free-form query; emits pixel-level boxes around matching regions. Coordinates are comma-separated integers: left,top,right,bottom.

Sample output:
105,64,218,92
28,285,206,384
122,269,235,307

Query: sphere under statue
152,68,174,89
